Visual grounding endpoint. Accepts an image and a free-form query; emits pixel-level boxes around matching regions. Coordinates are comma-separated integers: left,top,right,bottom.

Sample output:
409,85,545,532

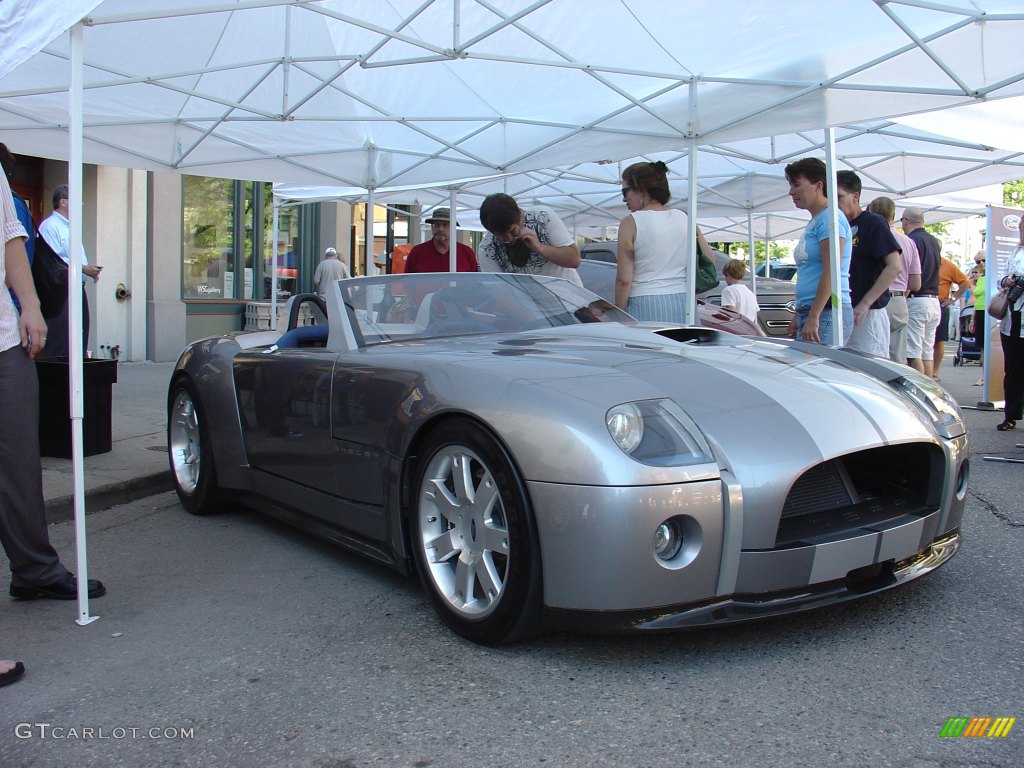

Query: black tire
409,418,543,645
167,379,222,516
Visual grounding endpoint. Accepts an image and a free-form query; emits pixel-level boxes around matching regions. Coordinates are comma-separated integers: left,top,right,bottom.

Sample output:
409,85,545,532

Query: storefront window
352,204,410,275
262,193,301,299
182,176,236,299
184,177,318,302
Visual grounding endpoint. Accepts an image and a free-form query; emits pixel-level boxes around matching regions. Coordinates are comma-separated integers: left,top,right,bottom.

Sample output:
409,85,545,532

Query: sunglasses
621,186,635,199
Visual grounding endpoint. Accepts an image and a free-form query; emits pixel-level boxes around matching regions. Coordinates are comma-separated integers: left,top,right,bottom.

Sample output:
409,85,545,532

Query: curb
44,471,175,525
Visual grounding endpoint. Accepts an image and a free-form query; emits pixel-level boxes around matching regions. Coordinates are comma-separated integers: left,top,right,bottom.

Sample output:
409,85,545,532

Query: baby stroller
953,305,981,366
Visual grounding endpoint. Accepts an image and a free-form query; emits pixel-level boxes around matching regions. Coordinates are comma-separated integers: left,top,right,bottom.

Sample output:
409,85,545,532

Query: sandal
996,420,1017,431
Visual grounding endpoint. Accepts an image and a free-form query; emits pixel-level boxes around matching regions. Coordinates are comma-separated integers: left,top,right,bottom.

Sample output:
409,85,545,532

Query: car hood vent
653,327,719,344
781,460,854,518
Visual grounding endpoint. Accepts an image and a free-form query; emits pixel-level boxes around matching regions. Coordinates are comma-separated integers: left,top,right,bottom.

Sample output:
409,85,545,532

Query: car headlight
891,375,964,437
606,400,713,466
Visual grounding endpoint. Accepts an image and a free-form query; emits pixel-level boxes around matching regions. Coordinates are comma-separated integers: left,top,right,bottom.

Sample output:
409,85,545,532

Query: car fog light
653,519,684,561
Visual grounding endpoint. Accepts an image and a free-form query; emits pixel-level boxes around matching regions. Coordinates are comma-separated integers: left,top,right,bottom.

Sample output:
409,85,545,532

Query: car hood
387,323,944,492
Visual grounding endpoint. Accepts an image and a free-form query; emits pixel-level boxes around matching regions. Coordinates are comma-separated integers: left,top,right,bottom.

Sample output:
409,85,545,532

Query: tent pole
270,200,280,328
686,138,698,326
824,127,843,347
747,208,756,296
449,188,457,272
69,21,97,626
365,188,375,275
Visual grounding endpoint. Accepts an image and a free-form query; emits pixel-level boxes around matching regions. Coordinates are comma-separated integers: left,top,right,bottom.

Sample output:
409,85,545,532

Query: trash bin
35,358,118,459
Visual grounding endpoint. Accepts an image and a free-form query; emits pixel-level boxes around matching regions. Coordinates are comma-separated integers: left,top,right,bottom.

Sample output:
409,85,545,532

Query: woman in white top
996,224,1024,431
615,161,711,323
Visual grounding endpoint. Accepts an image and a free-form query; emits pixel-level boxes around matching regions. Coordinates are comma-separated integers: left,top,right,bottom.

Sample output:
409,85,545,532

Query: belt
908,292,937,298
890,291,905,296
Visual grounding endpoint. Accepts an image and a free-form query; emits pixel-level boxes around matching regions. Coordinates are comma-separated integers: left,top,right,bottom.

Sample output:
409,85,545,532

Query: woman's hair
866,195,896,223
479,193,521,234
622,161,671,205
0,142,14,179
723,258,746,280
784,157,828,195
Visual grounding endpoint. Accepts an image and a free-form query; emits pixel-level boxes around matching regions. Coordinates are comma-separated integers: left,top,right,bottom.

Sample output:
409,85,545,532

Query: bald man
901,206,942,377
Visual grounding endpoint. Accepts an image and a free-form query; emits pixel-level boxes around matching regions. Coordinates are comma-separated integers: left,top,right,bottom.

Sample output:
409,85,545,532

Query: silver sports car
168,273,968,645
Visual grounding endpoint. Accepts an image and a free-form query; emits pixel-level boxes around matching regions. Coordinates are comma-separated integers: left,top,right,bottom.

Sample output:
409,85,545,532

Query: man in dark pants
0,168,106,601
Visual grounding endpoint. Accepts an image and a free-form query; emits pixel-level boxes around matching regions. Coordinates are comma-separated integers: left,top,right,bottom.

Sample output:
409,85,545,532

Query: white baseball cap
325,246,337,255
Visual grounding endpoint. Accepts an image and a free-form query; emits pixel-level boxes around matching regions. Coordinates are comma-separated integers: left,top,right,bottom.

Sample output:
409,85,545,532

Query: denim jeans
795,303,854,346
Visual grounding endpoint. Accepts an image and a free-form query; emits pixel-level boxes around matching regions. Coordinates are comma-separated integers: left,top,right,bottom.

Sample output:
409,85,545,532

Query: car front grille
774,443,944,549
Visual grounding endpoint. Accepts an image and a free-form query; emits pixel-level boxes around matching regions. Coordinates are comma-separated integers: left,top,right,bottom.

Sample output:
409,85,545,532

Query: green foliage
1004,179,1024,209
924,220,951,238
709,240,790,267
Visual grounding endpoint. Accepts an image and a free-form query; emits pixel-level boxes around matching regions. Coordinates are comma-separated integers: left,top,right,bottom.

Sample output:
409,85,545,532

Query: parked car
169,272,967,645
756,260,798,282
580,242,795,337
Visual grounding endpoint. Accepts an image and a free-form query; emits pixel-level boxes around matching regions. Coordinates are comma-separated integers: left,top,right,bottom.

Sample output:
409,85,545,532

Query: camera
1007,274,1024,306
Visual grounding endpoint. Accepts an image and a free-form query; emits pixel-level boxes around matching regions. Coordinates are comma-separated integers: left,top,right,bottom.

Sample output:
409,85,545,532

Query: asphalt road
1,407,1022,768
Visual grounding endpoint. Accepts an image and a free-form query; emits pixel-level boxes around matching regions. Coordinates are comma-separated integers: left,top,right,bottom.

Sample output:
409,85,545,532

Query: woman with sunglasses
996,228,1024,431
615,161,712,322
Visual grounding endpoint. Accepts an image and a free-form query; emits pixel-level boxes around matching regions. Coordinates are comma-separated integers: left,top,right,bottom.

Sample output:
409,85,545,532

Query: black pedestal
36,358,118,459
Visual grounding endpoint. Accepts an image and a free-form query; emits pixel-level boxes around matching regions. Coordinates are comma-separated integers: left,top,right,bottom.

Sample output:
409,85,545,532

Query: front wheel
167,379,222,516
410,418,543,645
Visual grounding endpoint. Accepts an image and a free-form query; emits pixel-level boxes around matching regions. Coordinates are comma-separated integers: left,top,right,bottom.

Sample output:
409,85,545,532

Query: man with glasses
477,193,581,285
900,207,941,377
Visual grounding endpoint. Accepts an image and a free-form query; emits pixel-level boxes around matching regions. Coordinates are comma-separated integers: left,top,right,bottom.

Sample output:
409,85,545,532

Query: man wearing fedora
404,208,478,273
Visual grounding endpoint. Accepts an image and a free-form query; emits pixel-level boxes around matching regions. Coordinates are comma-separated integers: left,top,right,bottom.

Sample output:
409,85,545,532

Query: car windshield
339,273,634,346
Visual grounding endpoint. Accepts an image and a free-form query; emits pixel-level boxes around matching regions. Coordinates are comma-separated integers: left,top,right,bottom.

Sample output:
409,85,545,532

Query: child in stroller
953,304,981,367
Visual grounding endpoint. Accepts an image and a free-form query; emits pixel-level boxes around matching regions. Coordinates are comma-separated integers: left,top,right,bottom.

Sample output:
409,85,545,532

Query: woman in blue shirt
785,157,853,346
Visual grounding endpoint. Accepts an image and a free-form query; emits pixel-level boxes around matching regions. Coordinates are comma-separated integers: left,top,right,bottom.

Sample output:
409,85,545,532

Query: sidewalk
42,360,176,524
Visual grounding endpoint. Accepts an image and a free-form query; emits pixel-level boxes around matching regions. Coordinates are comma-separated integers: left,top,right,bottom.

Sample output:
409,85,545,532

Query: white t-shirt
721,282,760,323
478,205,582,286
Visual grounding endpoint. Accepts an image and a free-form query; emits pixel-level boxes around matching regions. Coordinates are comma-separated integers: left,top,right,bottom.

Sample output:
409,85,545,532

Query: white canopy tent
3,0,1024,624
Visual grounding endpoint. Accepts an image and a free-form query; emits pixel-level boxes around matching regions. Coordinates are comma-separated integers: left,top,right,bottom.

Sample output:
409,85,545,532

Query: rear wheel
410,418,543,645
167,380,222,515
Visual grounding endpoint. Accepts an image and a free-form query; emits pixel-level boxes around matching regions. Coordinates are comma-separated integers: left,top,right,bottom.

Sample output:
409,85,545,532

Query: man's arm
4,237,47,358
854,250,901,323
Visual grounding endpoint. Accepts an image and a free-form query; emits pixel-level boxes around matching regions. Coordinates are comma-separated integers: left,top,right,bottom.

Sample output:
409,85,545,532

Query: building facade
13,154,434,362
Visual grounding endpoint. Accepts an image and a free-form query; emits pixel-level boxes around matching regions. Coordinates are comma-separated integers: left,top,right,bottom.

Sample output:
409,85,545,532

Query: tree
709,240,791,268
1004,178,1024,209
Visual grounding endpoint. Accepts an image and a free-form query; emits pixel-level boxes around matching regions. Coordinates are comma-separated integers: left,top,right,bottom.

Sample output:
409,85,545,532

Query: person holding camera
996,224,1024,431
477,193,581,286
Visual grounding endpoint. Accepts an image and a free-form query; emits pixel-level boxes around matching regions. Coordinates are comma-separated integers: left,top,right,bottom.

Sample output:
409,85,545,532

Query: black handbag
30,231,69,319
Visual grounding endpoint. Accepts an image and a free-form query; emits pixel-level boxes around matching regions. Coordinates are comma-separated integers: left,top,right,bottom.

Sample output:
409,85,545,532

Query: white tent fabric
896,95,1024,152
2,0,1024,188
0,0,100,79
274,117,1023,239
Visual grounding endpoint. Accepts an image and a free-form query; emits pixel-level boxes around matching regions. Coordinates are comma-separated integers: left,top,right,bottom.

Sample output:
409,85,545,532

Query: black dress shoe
0,661,25,687
10,573,106,601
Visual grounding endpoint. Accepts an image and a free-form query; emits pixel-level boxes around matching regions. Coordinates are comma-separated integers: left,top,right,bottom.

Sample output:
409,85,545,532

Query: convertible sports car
168,272,968,645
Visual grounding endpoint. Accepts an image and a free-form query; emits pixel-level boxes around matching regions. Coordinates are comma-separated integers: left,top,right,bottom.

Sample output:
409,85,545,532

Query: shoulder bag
987,289,1009,320
30,231,69,319
694,244,720,294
